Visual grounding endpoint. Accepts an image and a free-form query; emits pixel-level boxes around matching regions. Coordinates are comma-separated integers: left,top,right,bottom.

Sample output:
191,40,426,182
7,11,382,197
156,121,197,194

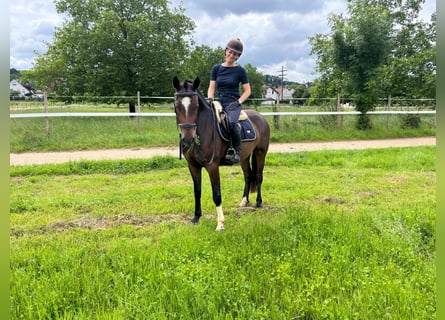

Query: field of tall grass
10,147,436,319
10,102,436,152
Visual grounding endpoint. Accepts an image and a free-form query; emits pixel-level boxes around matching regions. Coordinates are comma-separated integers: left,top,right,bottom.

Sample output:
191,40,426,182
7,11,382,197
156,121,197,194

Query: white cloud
10,0,63,69
10,0,435,82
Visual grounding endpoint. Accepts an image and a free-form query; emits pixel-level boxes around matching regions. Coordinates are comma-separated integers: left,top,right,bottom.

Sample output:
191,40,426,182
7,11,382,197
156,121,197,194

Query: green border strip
1,0,10,318
436,0,443,319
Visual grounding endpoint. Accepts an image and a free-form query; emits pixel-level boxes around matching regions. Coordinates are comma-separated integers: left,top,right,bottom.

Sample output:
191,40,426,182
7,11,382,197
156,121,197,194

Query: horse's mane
197,90,211,110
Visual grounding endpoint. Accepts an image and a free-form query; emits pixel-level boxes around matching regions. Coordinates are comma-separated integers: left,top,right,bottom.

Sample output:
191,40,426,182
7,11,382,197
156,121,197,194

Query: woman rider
207,38,251,164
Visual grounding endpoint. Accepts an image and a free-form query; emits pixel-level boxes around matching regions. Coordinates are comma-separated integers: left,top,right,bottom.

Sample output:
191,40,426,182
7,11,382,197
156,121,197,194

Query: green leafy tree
383,13,436,99
290,83,310,105
180,45,225,94
264,74,282,87
331,1,392,129
28,0,194,101
244,63,264,105
10,68,21,81
309,0,436,129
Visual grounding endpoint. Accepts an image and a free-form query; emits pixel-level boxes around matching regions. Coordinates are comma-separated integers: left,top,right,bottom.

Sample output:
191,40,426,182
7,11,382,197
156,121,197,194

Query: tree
243,64,264,105
263,74,282,88
383,12,436,99
10,68,21,81
28,0,195,101
290,84,310,105
180,45,225,95
309,0,436,129
335,2,392,129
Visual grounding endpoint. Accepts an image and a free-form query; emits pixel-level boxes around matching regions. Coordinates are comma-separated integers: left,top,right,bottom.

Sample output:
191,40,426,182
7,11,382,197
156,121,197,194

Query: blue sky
10,0,436,82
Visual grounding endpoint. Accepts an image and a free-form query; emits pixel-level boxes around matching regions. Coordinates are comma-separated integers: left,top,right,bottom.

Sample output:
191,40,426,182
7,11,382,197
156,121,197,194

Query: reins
195,89,217,165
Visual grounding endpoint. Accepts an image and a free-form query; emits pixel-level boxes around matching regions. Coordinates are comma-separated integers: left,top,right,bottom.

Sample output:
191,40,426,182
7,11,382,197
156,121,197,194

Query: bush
401,114,421,129
356,114,373,130
317,105,338,129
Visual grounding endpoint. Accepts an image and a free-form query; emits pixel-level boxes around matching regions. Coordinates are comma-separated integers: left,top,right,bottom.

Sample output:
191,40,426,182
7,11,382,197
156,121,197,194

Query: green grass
10,103,436,152
10,147,436,319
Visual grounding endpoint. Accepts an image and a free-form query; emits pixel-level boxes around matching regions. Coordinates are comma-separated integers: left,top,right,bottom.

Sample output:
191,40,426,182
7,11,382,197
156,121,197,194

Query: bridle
174,91,199,130
174,89,217,165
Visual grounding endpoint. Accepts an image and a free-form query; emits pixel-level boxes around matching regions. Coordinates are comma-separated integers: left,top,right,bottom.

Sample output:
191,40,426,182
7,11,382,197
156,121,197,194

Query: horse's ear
192,77,200,90
173,76,180,91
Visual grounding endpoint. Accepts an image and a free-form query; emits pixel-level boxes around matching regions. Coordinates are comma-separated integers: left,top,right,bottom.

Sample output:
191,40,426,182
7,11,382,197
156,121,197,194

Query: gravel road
10,136,436,166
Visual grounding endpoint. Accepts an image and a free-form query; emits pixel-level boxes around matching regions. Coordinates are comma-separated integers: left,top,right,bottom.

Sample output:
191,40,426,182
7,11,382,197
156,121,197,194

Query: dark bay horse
172,76,270,231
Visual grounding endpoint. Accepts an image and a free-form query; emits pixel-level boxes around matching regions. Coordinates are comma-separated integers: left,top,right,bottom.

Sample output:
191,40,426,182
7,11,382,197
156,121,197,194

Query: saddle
212,101,256,142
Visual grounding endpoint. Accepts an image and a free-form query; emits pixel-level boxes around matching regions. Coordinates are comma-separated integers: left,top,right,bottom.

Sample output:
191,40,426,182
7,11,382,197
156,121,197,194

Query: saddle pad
218,118,256,142
240,118,256,141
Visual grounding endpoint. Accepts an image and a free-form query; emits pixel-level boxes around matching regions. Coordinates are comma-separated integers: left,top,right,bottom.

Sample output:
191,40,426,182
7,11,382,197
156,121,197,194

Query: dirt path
10,136,436,166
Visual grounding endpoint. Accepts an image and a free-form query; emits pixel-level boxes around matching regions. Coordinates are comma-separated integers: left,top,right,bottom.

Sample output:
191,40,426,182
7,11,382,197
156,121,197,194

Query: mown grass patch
10,147,435,319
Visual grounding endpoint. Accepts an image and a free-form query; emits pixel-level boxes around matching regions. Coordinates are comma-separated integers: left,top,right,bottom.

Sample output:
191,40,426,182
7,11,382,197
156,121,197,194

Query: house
264,86,294,102
10,79,32,97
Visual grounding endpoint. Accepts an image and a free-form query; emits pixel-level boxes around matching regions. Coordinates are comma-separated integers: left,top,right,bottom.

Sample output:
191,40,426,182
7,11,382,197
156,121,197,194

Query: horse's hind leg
239,155,253,207
253,149,267,208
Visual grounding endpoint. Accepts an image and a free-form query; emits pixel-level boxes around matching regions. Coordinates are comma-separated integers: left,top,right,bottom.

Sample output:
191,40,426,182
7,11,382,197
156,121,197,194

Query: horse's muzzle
178,123,197,147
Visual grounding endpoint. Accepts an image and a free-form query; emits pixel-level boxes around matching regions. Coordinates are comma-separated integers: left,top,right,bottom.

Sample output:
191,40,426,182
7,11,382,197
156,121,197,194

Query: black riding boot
226,123,241,164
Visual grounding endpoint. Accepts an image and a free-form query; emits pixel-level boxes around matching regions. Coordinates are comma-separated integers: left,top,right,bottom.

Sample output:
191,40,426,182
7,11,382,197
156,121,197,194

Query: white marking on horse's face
181,97,191,117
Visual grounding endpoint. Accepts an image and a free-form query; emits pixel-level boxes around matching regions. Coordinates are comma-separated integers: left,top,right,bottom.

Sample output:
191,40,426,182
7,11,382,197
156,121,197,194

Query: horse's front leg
189,165,202,224
206,165,224,231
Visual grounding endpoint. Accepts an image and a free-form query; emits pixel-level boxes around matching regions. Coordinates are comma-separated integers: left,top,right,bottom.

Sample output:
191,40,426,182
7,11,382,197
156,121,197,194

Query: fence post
272,88,280,130
273,96,281,130
44,91,50,137
137,91,141,134
386,95,391,129
336,94,342,129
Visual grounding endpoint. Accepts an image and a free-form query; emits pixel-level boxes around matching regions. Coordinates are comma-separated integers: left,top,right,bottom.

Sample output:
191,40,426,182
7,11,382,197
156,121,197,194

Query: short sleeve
210,64,220,81
239,67,249,84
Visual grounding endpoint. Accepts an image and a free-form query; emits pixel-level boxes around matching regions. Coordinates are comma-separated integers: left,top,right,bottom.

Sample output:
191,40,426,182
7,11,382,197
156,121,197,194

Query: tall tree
28,0,194,99
333,1,392,129
243,64,265,104
181,45,225,95
309,0,436,129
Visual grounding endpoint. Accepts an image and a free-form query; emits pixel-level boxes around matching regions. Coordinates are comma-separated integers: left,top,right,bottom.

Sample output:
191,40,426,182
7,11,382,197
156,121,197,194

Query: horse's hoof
191,218,200,224
215,227,225,232
239,198,249,207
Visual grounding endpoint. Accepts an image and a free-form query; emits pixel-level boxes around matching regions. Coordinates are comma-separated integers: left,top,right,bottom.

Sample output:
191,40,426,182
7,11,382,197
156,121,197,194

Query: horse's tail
249,180,258,193
249,152,258,193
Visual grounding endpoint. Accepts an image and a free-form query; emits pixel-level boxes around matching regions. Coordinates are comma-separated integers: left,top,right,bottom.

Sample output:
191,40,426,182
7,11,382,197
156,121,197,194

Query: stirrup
225,148,240,164
226,147,236,156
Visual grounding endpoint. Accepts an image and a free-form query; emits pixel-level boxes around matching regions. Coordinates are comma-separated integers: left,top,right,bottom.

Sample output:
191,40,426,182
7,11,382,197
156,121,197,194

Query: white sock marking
216,205,225,231
239,197,248,207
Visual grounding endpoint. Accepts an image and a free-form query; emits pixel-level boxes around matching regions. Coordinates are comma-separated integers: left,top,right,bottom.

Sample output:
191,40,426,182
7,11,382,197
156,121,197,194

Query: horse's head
172,76,201,148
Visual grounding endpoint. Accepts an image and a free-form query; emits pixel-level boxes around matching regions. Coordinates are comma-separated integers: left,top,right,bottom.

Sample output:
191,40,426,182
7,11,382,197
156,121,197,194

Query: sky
9,0,436,83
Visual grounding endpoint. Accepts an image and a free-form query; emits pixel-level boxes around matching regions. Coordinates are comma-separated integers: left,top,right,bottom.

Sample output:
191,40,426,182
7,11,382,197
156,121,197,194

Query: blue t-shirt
210,64,249,99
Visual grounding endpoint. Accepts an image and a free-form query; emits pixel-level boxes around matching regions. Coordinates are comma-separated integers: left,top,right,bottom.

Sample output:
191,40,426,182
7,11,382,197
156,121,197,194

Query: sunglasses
226,49,240,57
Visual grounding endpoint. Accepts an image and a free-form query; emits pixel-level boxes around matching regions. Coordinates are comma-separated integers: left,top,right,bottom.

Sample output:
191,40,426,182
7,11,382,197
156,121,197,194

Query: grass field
10,147,436,319
10,102,436,152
